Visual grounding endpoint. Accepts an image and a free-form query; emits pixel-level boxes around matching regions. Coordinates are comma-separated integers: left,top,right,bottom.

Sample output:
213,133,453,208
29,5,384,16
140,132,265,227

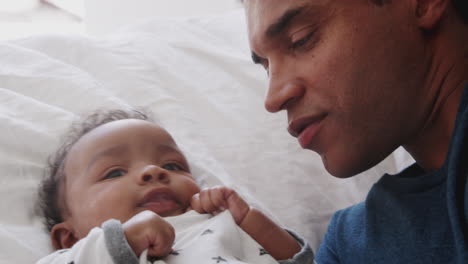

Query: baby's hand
123,210,175,258
190,186,250,225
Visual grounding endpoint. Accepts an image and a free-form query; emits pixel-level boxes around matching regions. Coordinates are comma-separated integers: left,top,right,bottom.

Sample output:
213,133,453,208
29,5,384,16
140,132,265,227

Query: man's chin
321,154,374,179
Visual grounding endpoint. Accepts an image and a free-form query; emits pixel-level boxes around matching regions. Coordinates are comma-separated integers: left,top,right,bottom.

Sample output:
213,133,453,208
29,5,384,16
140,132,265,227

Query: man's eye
262,61,270,74
162,163,185,171
103,169,126,179
290,31,315,50
252,53,269,73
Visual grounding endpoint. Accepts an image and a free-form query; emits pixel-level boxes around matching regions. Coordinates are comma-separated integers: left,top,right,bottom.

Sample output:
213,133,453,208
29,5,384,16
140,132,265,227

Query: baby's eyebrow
86,144,128,172
155,144,187,161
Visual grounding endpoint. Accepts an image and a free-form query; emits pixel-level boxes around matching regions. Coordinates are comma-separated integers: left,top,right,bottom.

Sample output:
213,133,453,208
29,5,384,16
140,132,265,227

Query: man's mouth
288,114,327,148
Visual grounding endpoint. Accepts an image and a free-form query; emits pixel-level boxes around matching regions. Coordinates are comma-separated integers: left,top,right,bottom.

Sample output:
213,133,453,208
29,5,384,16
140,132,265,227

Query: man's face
62,119,200,238
245,0,430,177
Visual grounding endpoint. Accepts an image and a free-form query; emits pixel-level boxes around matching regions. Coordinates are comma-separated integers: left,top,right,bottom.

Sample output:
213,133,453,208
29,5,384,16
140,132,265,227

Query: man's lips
138,188,181,215
288,114,327,148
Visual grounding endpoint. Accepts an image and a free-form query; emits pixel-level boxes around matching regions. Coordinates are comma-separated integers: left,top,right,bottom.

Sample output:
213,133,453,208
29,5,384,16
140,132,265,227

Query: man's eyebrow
251,4,318,65
266,5,306,38
86,144,127,172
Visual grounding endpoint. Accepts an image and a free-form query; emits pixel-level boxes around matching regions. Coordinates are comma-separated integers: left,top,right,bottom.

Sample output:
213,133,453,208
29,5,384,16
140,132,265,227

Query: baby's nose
139,165,170,184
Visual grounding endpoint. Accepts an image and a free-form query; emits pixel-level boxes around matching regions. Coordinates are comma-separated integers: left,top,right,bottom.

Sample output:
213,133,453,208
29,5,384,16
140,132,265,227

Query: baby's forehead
87,119,169,138
80,119,174,147
64,119,180,171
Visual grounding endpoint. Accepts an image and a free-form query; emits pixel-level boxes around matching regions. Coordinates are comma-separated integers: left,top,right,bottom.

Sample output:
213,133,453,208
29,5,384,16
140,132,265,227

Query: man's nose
264,65,305,113
138,165,170,185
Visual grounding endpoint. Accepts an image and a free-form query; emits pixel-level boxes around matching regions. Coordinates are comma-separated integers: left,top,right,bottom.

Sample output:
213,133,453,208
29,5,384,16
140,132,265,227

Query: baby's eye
162,163,185,171
103,169,126,179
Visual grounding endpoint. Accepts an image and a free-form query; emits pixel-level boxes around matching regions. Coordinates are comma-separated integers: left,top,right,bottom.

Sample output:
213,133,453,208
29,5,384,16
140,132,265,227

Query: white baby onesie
36,211,313,264
139,210,279,264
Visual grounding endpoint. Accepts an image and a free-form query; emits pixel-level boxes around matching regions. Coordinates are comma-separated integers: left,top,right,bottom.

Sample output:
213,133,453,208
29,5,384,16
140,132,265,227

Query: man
242,0,468,263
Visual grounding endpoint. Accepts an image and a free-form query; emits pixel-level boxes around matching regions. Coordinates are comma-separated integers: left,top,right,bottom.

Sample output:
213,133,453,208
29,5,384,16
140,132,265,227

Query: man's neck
404,82,465,171
404,18,468,171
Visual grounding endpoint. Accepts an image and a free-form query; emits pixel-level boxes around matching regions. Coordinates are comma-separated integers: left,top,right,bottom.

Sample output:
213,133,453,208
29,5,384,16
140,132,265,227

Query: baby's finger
147,238,172,258
210,187,227,211
190,193,204,213
147,225,174,257
200,189,217,213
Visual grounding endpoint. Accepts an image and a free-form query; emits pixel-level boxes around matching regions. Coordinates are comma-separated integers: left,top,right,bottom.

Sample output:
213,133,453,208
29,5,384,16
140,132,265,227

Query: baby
36,109,313,264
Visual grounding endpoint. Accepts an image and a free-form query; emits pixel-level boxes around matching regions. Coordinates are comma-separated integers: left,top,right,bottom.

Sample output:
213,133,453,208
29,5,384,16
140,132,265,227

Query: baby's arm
37,211,174,264
37,224,117,264
190,186,301,261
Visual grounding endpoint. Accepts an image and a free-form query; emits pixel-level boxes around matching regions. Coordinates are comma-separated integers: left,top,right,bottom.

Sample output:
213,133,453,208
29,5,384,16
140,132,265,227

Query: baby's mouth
139,189,182,215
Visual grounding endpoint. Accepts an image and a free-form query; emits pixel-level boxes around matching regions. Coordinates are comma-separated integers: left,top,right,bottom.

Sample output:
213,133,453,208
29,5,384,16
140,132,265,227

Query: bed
0,9,414,263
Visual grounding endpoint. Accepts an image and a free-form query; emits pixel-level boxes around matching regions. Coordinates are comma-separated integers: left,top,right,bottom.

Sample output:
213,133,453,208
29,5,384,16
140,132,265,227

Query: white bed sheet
0,10,414,263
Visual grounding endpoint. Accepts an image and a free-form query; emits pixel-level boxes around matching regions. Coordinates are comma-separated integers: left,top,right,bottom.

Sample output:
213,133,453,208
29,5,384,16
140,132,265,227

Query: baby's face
62,119,200,238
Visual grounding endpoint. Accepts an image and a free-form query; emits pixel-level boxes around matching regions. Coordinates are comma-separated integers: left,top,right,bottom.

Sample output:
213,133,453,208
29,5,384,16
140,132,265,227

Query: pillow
83,0,243,35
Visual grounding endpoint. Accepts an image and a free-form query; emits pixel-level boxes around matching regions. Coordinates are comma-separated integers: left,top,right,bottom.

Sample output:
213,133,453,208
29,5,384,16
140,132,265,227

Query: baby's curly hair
37,109,151,232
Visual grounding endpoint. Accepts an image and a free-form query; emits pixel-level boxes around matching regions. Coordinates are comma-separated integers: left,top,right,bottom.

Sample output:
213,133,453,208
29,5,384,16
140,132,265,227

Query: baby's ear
50,222,78,250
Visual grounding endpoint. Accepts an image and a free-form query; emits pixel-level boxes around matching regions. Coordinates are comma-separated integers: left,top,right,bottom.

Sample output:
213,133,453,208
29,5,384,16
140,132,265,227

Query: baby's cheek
81,199,119,230
189,184,201,200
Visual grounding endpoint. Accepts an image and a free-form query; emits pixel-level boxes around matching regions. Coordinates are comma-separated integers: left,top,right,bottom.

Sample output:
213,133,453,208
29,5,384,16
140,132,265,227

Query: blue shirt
315,85,468,264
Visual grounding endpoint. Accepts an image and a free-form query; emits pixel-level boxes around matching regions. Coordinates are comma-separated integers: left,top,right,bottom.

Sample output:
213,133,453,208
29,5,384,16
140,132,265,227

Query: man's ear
50,222,79,250
415,0,450,30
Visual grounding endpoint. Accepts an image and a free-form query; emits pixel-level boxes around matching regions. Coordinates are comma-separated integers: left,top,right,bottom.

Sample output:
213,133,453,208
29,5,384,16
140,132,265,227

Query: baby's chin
183,205,192,214
170,208,187,216
158,206,189,217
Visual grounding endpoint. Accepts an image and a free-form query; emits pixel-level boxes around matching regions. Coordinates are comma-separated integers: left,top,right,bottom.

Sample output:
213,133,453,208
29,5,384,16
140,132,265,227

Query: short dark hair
240,0,468,23
37,109,151,232
453,0,468,23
